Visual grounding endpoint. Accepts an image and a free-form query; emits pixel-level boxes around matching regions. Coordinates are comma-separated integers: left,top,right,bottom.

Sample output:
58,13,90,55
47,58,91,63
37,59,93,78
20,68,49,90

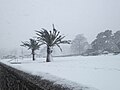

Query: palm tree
21,38,41,61
36,24,71,62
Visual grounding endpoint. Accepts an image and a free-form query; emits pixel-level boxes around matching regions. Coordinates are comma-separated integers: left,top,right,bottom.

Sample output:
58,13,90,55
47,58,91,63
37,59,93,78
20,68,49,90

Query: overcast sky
0,0,120,50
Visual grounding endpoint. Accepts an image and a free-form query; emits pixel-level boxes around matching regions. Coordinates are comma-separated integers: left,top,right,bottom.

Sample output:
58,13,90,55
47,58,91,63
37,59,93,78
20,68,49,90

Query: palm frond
56,44,62,52
36,24,70,48
52,35,65,45
21,38,41,50
60,40,71,44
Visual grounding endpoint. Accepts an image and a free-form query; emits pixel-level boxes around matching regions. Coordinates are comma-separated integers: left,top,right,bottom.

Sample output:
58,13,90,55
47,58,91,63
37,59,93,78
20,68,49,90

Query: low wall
0,62,98,90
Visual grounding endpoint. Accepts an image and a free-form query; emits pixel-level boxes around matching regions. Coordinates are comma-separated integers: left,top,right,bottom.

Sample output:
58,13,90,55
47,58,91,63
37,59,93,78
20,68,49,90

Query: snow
1,54,120,90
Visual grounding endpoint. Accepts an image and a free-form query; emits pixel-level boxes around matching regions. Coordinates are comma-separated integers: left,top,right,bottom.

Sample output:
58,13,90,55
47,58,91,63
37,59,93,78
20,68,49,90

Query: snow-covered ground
1,54,120,90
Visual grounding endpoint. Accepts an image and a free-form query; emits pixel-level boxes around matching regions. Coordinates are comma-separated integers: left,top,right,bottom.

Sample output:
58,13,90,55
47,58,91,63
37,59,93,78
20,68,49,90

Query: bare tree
70,34,89,55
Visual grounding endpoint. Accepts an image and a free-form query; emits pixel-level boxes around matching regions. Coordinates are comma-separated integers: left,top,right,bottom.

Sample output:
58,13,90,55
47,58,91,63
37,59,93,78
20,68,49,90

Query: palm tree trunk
46,46,53,62
32,49,35,61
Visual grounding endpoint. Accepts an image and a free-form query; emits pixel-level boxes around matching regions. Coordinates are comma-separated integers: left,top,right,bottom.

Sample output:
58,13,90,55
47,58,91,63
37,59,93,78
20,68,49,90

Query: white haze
0,0,120,50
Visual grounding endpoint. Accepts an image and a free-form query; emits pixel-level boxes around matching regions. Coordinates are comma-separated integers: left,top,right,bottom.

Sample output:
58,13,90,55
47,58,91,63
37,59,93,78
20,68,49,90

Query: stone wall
0,62,98,90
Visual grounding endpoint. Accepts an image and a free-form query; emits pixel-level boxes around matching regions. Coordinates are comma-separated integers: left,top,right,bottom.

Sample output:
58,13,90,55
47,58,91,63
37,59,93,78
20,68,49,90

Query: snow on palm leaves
36,24,70,62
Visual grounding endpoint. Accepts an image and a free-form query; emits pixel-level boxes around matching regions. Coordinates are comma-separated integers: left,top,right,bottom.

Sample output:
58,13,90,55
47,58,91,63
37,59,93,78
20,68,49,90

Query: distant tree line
70,30,120,56
1,28,120,60
71,30,120,56
1,27,120,61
